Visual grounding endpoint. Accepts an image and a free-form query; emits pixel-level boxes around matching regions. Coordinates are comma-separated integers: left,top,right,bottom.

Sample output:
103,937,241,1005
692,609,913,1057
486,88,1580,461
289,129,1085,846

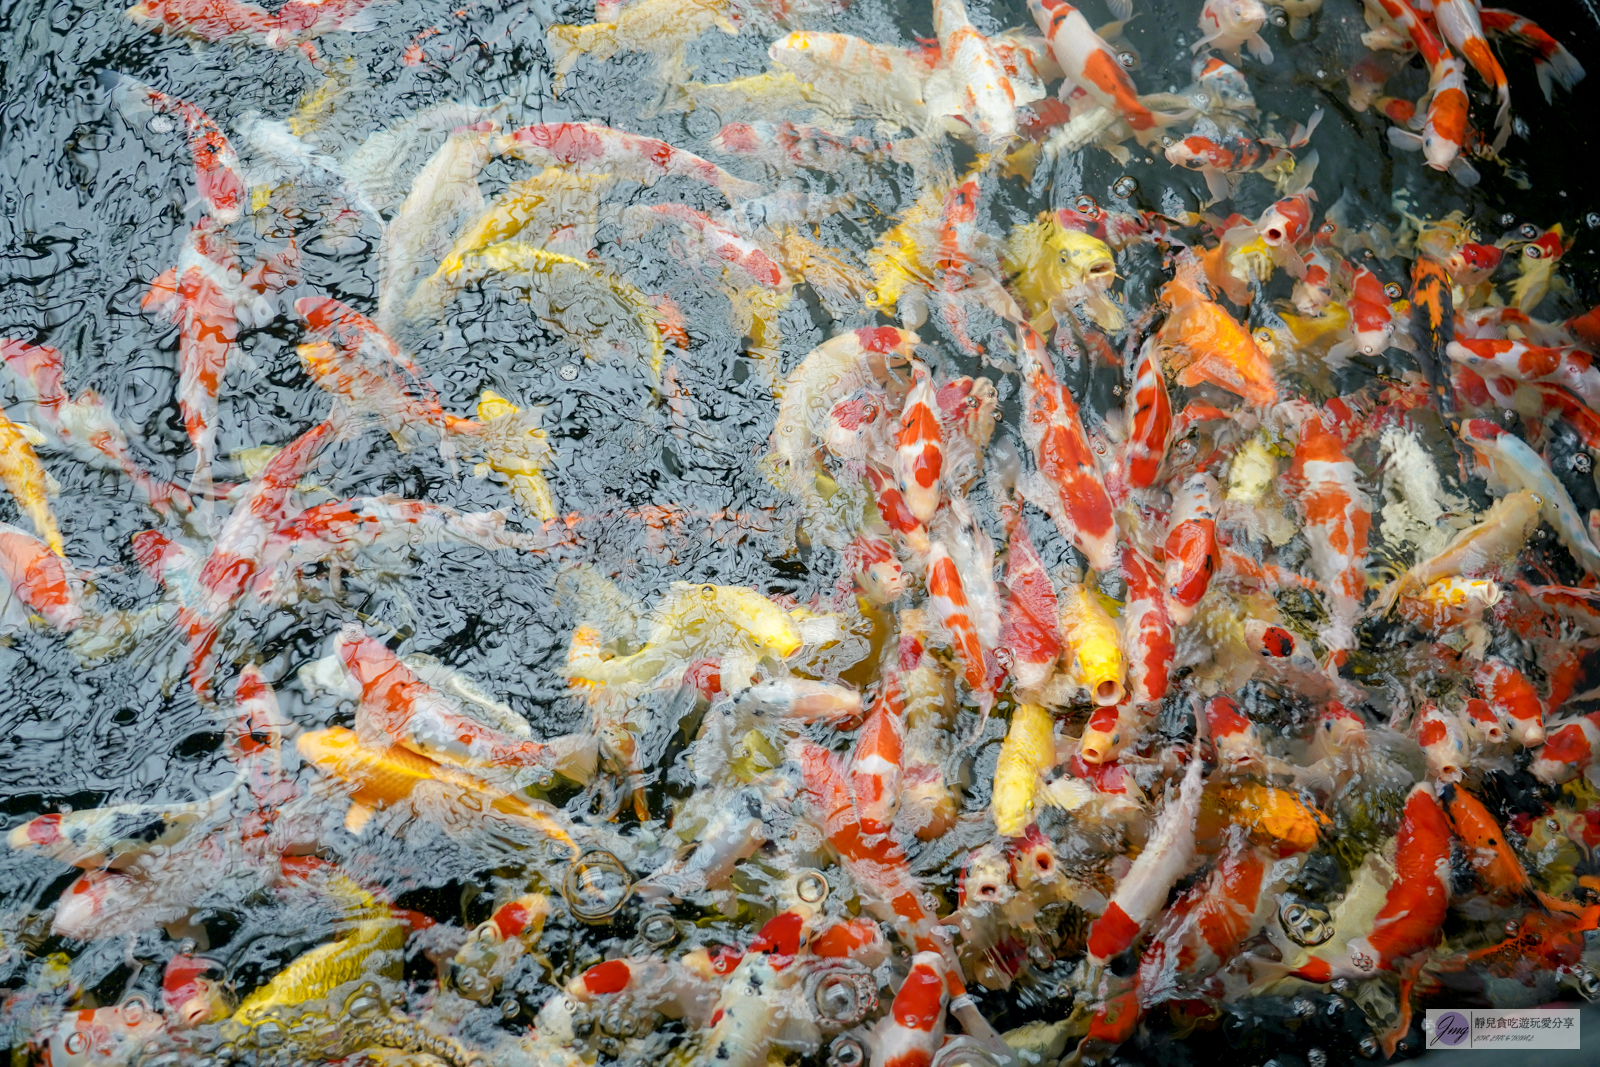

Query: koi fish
0,522,85,632
1157,255,1278,405
497,122,761,201
545,0,739,89
992,702,1056,837
1086,737,1206,966
1288,410,1371,651
1479,8,1586,103
1415,703,1468,783
926,541,992,711
896,362,944,524
1163,112,1319,205
766,32,934,124
1004,214,1122,337
1529,711,1600,785
0,416,63,559
870,952,949,1067
1163,473,1219,626
0,338,192,518
851,675,907,835
1028,0,1181,143
1014,322,1119,570
1446,337,1600,410
296,727,577,849
1373,488,1539,612
1473,657,1546,747
1509,224,1570,313
1121,338,1171,489
932,0,1020,145
102,74,246,221
1431,0,1510,148
1193,0,1272,65
1289,783,1451,979
621,204,788,290
1458,419,1600,577
999,520,1062,692
1120,544,1173,709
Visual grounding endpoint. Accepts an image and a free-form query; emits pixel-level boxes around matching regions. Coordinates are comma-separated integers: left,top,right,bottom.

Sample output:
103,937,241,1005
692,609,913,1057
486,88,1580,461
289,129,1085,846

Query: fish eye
1525,245,1543,259
1520,222,1540,239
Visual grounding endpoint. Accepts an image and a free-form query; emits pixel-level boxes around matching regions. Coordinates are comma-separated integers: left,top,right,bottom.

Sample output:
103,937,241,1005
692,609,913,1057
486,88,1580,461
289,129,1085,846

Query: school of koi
3,0,1600,1064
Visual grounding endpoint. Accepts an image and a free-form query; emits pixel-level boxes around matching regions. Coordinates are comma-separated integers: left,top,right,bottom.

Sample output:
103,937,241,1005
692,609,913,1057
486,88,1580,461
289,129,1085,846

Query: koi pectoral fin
345,801,377,835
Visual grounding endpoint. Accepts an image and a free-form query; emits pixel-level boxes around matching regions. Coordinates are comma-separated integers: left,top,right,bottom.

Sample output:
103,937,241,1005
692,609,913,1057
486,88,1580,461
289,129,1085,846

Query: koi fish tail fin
1278,149,1319,196
1447,154,1480,188
545,24,619,86
1135,99,1198,129
1246,33,1272,64
1270,108,1323,149
1491,85,1512,152
1536,45,1586,103
1105,0,1133,22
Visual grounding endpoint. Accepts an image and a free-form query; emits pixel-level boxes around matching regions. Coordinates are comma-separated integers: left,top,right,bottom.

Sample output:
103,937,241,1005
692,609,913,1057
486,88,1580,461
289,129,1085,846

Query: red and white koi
1529,711,1600,785
496,122,762,201
1163,472,1219,626
1431,0,1510,147
1446,337,1600,411
1479,8,1586,103
623,204,787,290
869,952,948,1067
895,362,944,524
1028,0,1179,143
999,520,1062,692
851,674,907,835
1122,337,1171,490
1135,831,1268,1008
104,75,246,222
1415,703,1468,783
1120,544,1174,711
1289,783,1451,979
1085,738,1206,966
1014,322,1118,571
0,521,85,633
932,0,1019,145
1206,694,1264,770
926,541,993,712
1472,657,1546,747
144,220,292,493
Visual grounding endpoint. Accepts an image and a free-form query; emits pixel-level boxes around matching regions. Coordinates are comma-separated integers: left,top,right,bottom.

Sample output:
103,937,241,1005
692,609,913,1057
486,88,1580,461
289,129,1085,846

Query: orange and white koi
1459,697,1507,745
933,0,1019,145
869,951,949,1067
1028,0,1178,143
497,122,762,201
1290,783,1451,979
103,75,246,222
1014,322,1118,570
1085,738,1206,966
1328,266,1412,363
1163,472,1219,626
1472,657,1545,747
1122,337,1171,489
999,520,1062,692
144,220,292,494
1529,711,1600,785
0,522,85,633
1288,410,1371,651
1194,0,1272,65
926,541,993,712
1385,49,1475,182
1135,831,1268,1010
1163,116,1318,205
851,674,907,836
1431,0,1510,147
794,741,960,981
932,175,1022,356
125,0,276,46
1157,255,1278,405
335,624,552,776
1479,8,1586,103
896,362,944,524
936,376,998,492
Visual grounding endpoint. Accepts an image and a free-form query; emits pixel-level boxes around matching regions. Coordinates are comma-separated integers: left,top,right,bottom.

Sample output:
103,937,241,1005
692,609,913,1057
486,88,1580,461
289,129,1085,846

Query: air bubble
147,115,175,134
1116,51,1137,69
829,1036,867,1067
1501,213,1517,226
701,584,716,599
639,912,678,947
563,849,633,922
1573,453,1591,473
1073,194,1098,215
65,1032,89,1055
1588,213,1600,229
1383,282,1403,299
796,870,829,903
558,364,579,381
1520,222,1541,239
1112,176,1138,198
1315,69,1327,79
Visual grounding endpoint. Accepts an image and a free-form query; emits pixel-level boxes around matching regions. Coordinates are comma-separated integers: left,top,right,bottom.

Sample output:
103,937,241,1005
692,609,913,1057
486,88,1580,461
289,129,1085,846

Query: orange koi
1122,337,1171,489
1157,256,1277,405
1287,410,1370,652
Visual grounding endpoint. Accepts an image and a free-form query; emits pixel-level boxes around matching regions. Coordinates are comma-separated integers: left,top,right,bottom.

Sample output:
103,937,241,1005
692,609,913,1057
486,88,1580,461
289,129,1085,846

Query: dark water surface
2,0,1600,1062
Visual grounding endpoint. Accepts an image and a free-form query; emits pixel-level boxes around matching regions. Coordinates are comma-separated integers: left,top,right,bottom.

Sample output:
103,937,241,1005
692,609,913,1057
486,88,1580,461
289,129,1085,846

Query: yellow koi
0,415,64,557
546,0,738,85
992,702,1056,837
1003,215,1121,333
475,390,557,523
1058,584,1124,706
